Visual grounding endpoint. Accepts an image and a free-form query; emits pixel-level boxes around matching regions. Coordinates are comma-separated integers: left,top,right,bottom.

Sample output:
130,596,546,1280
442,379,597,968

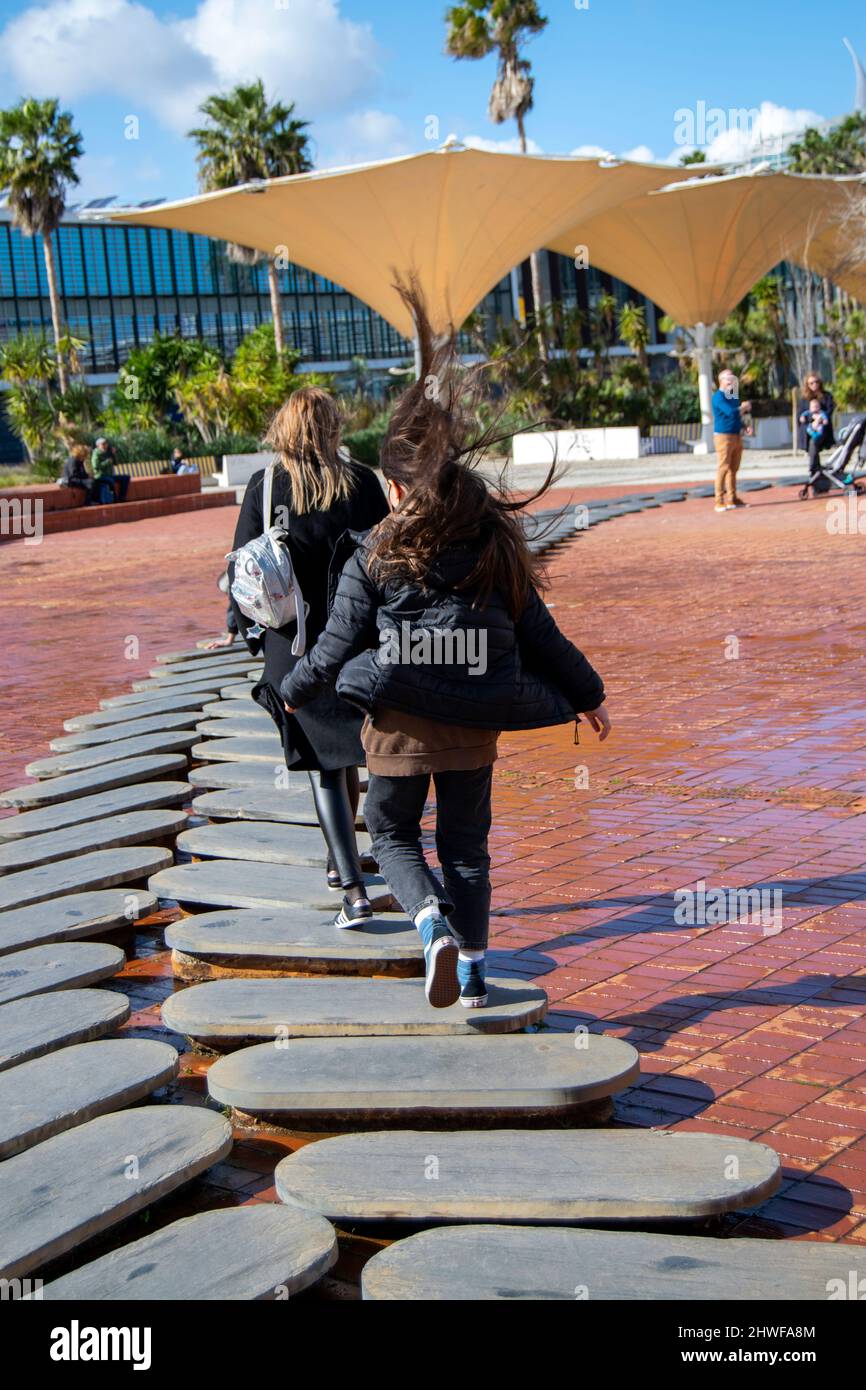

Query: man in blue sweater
712,369,751,512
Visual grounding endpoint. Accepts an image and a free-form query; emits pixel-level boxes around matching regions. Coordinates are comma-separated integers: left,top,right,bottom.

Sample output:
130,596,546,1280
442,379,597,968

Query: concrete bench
0,989,129,1072
165,907,420,981
276,1129,781,1225
361,1225,866,1301
162,975,547,1047
38,1205,337,1301
0,1038,178,1157
207,1032,639,1128
0,1106,232,1278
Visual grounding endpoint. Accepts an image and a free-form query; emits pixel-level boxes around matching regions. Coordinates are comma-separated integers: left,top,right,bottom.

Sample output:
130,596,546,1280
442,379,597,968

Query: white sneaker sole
425,935,459,1008
459,993,489,1009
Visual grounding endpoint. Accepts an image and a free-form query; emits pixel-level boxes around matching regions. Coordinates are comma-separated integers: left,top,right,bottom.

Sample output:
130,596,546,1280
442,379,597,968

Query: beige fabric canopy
546,169,863,328
103,145,689,338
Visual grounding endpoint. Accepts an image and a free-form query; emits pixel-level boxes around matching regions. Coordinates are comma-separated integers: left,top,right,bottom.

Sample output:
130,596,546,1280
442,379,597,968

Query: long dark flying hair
367,276,553,618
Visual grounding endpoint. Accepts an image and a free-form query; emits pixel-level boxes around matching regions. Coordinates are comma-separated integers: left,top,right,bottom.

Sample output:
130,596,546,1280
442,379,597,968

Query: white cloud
317,109,411,168
0,0,381,133
569,142,615,159
463,133,544,154
621,144,656,164
666,100,824,165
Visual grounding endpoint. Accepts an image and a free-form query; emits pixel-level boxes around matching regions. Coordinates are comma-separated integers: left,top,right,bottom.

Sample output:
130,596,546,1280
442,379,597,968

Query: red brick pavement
3,479,866,1251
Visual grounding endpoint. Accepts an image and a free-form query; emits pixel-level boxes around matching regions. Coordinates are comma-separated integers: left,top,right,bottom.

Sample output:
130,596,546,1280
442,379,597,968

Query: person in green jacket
91,438,130,505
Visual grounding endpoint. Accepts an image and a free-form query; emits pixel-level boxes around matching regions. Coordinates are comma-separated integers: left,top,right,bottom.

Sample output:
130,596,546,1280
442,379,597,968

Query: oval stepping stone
150,859,386,912
276,1130,780,1224
102,679,234,709
165,907,419,980
51,712,201,751
0,890,157,958
361,1225,866,1302
0,847,173,913
189,762,302,792
164,976,546,1046
0,810,187,876
176,820,372,868
0,1106,232,1279
0,943,124,1005
66,694,210,729
0,888,153,957
221,683,257,698
157,646,224,664
0,990,130,1073
196,717,273,737
192,787,365,829
40,1204,337,1301
130,673,253,696
0,783,190,842
192,736,284,764
207,1033,638,1123
149,656,257,679
26,731,196,779
0,755,188,809
202,700,265,719
0,1038,179,1158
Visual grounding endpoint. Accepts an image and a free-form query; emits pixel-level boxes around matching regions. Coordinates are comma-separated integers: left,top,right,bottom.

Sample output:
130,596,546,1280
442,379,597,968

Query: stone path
150,857,387,912
0,889,156,956
0,990,130,1072
190,787,366,828
176,820,373,867
0,942,124,1005
0,755,189,808
0,810,187,875
25,731,198,779
0,846,172,912
0,782,190,840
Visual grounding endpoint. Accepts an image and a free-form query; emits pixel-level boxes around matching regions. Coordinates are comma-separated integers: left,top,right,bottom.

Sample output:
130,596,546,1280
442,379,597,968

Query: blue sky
0,0,863,205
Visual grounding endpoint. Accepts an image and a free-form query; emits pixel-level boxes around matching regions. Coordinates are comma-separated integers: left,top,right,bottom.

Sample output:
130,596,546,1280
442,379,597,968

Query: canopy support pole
693,322,717,455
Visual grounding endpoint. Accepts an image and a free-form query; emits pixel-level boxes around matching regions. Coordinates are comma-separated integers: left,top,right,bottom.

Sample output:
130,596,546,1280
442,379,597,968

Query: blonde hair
264,387,355,514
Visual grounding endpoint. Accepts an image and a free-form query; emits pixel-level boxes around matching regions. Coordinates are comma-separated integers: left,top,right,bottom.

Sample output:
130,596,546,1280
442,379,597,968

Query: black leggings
306,766,363,889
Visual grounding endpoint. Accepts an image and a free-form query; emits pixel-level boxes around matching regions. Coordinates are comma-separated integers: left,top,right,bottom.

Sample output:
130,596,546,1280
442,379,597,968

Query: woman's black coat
282,535,605,731
229,462,388,770
797,391,835,452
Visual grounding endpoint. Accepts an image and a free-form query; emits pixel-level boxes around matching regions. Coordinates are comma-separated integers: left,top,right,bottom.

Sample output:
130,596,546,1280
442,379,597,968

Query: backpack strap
262,463,274,530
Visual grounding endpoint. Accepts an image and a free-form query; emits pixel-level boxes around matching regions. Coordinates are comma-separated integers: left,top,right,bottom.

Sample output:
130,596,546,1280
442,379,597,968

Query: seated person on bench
58,444,93,504
91,437,131,505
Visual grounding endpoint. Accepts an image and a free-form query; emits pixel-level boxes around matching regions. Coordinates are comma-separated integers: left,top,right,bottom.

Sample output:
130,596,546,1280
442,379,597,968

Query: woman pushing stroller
282,281,610,1010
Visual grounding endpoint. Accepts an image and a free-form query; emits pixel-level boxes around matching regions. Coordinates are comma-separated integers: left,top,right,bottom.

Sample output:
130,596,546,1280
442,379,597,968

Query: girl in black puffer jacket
283,279,611,1010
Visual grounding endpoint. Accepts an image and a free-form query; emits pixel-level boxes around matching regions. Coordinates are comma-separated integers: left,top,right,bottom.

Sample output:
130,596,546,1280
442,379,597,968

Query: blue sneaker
457,956,488,1009
417,914,458,1008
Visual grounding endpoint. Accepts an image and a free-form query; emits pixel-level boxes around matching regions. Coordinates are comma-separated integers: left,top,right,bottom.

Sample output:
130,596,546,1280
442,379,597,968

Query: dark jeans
94,475,130,505
807,437,823,482
364,765,492,951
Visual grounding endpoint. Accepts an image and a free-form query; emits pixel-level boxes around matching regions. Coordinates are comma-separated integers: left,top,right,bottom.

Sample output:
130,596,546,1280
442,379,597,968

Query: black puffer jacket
281,534,604,731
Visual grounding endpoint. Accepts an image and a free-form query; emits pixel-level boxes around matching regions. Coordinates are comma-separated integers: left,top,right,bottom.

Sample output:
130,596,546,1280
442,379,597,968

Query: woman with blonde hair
229,386,388,923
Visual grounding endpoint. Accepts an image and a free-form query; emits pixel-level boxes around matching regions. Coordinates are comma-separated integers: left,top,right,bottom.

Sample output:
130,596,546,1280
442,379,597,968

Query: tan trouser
714,433,744,504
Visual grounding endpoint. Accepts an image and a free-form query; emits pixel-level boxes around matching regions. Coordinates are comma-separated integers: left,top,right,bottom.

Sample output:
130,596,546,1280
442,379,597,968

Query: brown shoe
730,498,748,507
713,504,727,513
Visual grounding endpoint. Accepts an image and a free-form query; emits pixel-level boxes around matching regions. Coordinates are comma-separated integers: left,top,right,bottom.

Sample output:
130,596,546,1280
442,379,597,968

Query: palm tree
618,302,649,370
445,2,549,359
0,98,83,394
189,80,312,355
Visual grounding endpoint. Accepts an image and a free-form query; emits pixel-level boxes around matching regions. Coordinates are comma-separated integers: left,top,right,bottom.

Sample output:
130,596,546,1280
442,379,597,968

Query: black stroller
797,415,866,498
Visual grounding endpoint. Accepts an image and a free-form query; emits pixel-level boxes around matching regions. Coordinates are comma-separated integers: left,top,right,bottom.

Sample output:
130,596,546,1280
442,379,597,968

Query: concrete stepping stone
165,907,419,980
0,1106,232,1279
0,890,157,958
27,732,196,779
66,694,211,729
51,711,202,751
156,646,224,664
0,1038,179,1158
164,976,546,1047
192,736,284,764
0,942,124,1006
202,700,265,719
276,1130,780,1225
0,810,187,876
0,847,173,912
221,682,257,699
0,755,188,809
176,820,372,867
192,787,365,829
150,858,386,912
102,679,234,708
0,782,190,842
0,989,130,1073
196,717,273,738
207,1033,638,1125
361,1225,866,1301
40,1204,337,1301
149,656,256,679
189,761,294,792
130,670,259,695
